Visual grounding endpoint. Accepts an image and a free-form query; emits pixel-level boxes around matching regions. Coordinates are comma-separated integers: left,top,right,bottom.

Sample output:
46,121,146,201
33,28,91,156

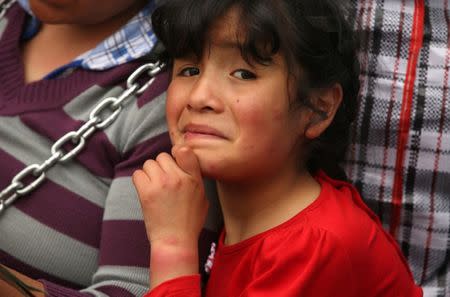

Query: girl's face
166,9,309,181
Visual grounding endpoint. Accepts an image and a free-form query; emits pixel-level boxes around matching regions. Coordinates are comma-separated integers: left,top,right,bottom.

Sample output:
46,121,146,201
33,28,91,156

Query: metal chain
0,0,15,20
0,61,166,214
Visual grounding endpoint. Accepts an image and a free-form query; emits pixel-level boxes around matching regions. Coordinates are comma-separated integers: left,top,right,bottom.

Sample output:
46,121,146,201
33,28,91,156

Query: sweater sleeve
38,79,172,297
0,69,220,296
145,275,201,297
52,82,218,297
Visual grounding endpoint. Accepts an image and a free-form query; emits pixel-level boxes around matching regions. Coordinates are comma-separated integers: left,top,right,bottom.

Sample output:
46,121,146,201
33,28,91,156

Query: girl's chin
198,165,246,182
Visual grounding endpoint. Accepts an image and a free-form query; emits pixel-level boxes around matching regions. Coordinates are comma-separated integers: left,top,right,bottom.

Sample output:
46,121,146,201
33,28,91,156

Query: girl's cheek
167,84,188,113
165,106,177,127
166,90,183,121
235,100,262,122
165,103,181,143
238,104,284,128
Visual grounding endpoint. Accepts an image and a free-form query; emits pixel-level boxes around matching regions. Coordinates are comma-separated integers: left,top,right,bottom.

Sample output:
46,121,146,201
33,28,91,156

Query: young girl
133,0,423,296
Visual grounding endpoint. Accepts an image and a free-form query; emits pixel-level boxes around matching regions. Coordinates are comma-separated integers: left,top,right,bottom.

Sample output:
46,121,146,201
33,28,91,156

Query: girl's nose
187,74,224,113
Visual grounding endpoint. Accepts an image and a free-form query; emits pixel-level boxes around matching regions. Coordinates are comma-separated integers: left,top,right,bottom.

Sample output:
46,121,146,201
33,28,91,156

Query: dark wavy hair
152,0,360,180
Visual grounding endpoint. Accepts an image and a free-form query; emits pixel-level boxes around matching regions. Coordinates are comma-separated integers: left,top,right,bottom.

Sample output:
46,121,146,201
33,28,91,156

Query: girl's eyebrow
210,37,242,49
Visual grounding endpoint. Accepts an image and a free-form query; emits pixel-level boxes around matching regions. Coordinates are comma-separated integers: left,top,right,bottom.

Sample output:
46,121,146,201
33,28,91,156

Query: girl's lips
182,124,227,139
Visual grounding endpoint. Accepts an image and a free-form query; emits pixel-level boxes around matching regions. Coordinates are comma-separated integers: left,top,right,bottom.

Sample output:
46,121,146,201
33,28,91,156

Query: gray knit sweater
0,4,220,297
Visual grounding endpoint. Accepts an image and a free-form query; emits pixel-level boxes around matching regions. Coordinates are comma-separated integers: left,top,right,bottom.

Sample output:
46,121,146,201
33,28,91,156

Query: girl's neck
217,168,321,246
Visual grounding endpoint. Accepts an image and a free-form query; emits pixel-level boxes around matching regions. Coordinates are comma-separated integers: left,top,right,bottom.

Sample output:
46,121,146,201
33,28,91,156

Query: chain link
0,1,166,214
0,61,166,214
0,0,15,20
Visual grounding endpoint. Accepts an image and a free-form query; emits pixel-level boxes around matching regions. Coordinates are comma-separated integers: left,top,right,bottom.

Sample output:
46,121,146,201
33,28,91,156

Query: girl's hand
132,145,209,288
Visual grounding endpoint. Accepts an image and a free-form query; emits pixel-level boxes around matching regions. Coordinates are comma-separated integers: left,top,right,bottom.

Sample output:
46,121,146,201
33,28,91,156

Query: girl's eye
231,69,257,80
179,67,200,77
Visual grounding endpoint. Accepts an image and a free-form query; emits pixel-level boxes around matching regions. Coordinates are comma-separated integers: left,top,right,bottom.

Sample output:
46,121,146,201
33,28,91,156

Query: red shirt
146,173,423,297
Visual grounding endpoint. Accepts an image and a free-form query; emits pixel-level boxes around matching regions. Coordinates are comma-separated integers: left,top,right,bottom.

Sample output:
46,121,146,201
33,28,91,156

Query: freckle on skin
236,99,240,103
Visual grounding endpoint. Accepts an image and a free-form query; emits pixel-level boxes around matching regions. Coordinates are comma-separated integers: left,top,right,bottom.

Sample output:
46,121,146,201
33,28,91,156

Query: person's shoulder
259,223,422,297
253,172,375,255
253,219,358,295
85,61,170,156
258,211,355,264
259,172,402,273
296,173,422,296
133,64,170,108
97,59,170,105
304,172,386,251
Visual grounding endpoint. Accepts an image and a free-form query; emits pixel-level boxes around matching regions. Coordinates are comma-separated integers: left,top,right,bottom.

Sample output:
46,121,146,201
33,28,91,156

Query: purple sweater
0,5,220,297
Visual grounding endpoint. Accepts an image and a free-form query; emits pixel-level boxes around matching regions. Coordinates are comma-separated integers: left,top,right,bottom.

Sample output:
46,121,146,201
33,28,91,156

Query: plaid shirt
17,0,157,78
345,1,449,296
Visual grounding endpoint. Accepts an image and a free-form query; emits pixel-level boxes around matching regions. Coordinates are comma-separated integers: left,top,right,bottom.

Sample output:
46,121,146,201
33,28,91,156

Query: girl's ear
304,83,343,139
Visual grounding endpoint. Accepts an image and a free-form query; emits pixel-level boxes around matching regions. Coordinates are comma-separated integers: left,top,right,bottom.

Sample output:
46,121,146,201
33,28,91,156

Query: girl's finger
155,152,180,174
142,159,163,181
132,169,151,198
171,145,202,180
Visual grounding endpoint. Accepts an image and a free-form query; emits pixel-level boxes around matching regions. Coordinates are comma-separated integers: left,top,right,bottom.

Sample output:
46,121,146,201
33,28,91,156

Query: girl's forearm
150,241,200,289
